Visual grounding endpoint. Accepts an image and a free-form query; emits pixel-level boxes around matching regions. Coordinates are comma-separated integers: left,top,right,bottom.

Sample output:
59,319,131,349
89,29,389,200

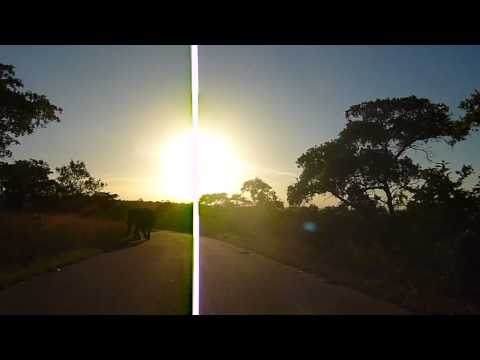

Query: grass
0,213,128,290
200,205,480,314
212,231,480,314
0,248,101,290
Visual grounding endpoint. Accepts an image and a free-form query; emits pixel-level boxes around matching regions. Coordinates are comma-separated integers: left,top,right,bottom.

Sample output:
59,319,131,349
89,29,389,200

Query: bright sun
158,130,244,202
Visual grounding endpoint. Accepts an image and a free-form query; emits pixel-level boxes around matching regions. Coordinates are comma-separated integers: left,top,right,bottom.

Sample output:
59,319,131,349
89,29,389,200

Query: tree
0,63,62,158
229,193,253,207
91,192,119,201
55,160,105,197
288,95,479,215
90,191,119,210
459,89,480,130
408,161,478,217
199,192,255,207
199,193,232,206
241,178,283,208
0,159,56,210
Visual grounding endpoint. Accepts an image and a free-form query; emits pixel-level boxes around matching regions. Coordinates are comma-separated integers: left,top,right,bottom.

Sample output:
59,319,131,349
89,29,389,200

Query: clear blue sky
1,45,479,203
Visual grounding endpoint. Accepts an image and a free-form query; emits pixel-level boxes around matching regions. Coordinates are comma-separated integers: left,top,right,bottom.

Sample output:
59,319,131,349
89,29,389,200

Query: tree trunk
383,185,396,216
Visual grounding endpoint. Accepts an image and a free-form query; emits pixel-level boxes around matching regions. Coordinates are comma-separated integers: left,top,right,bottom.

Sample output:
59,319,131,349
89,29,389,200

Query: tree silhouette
199,192,253,207
241,178,283,208
288,94,480,215
199,193,231,206
0,159,56,210
459,89,480,130
229,193,252,207
408,161,479,227
55,160,105,197
0,63,62,158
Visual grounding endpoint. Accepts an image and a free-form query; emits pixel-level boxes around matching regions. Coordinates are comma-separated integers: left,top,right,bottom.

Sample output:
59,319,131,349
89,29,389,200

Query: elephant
126,207,156,241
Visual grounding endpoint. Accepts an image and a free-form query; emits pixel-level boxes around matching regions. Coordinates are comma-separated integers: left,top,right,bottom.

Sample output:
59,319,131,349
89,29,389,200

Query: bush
199,203,480,307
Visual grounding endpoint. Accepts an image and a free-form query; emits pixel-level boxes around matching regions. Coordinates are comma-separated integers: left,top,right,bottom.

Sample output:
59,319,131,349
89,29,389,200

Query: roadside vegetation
201,91,480,314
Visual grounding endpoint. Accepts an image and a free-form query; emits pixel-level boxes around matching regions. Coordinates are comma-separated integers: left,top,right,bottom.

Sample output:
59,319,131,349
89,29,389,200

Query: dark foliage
0,159,56,211
55,160,106,197
288,94,480,216
241,177,283,209
0,63,62,158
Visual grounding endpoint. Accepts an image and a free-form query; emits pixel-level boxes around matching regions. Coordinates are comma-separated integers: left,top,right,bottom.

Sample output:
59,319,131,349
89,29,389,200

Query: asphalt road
200,236,408,314
0,231,408,315
0,231,192,314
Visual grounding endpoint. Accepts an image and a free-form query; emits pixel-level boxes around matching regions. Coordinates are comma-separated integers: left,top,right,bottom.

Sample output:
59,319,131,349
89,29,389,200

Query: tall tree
288,94,479,215
55,160,105,197
241,178,283,208
0,63,62,158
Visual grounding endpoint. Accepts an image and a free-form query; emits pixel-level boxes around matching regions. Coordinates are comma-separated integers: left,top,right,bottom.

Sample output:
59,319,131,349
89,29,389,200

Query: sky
0,45,191,201
1,45,480,205
200,45,480,205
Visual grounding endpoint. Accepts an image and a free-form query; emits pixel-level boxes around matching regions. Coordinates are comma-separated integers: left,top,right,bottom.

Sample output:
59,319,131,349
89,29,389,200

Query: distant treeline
121,200,193,234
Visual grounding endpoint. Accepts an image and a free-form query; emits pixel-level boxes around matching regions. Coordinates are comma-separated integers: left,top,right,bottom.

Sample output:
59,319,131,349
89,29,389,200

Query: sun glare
158,130,244,202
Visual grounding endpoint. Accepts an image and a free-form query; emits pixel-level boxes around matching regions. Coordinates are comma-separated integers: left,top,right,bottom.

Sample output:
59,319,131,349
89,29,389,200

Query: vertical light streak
191,45,200,315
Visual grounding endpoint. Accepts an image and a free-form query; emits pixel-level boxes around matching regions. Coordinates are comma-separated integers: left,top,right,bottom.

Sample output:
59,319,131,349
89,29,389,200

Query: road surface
0,231,408,314
200,236,408,314
0,231,192,314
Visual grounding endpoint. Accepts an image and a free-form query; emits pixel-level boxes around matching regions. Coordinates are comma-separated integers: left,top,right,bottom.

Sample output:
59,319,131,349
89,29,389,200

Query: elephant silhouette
126,207,156,241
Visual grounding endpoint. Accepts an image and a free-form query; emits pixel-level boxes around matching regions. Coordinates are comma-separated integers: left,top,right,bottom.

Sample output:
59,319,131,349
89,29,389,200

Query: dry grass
0,213,127,276
0,248,102,290
200,206,480,314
